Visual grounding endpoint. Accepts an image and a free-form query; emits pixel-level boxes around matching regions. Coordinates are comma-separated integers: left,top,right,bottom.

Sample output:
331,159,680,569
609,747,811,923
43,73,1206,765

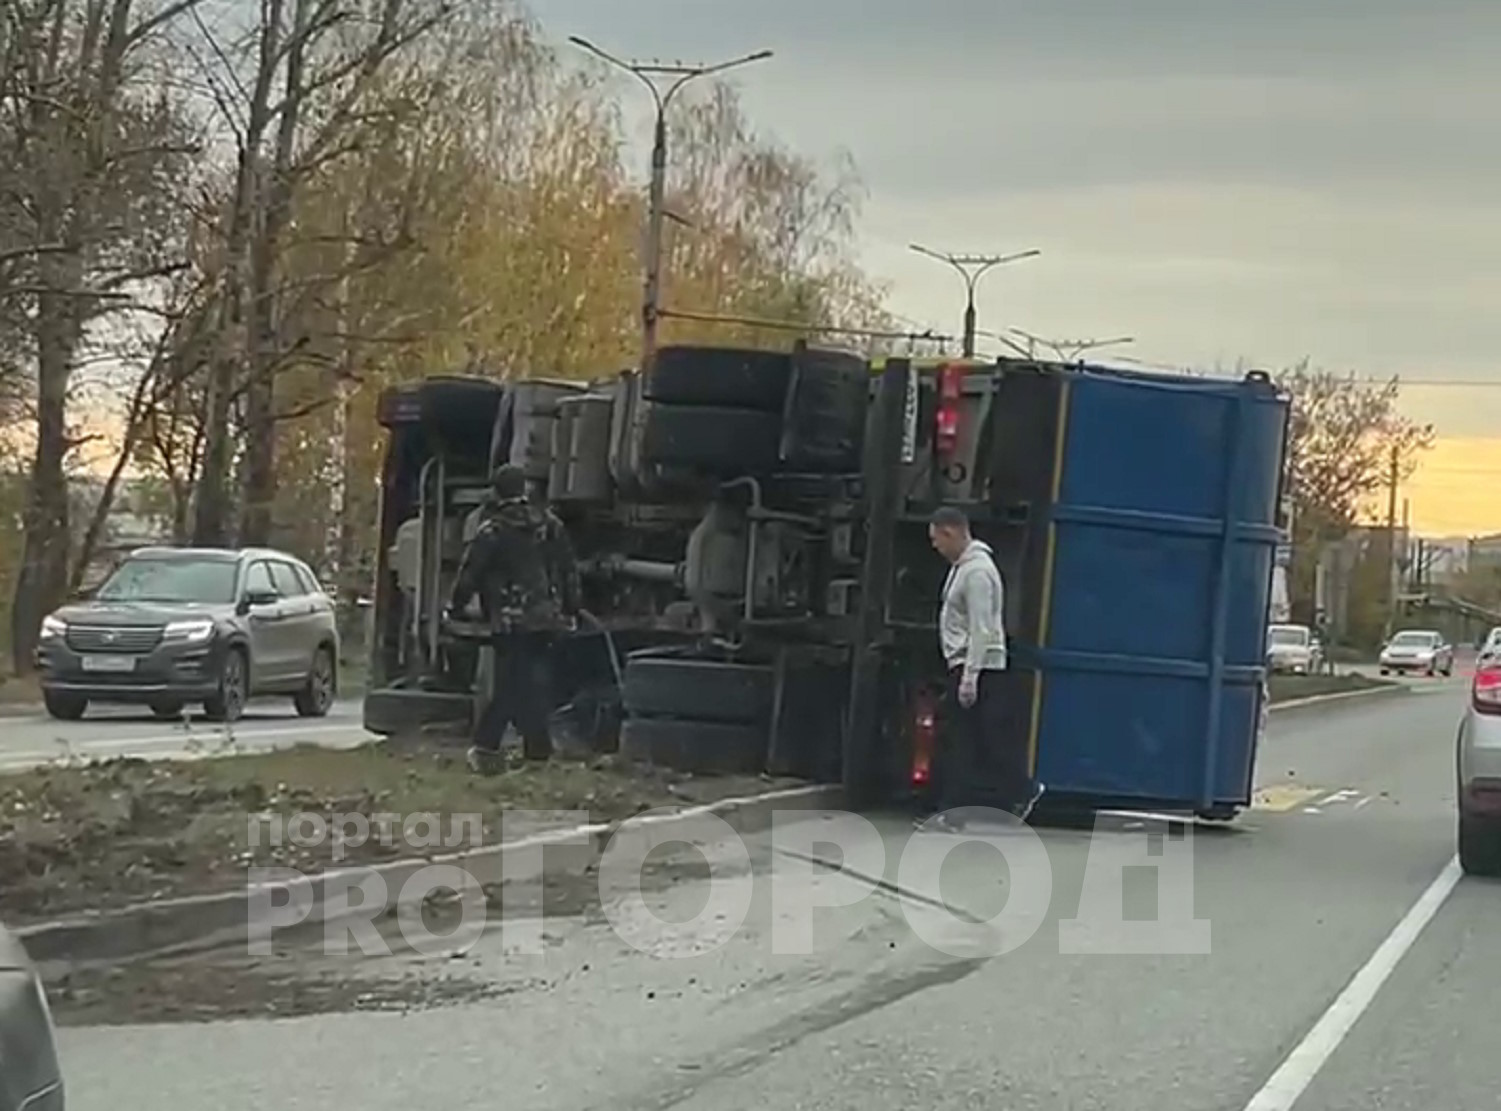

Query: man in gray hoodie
920,506,1044,830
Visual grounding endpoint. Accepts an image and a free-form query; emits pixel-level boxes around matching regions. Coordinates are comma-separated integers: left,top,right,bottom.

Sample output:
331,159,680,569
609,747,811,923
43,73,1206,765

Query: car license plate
80,655,136,673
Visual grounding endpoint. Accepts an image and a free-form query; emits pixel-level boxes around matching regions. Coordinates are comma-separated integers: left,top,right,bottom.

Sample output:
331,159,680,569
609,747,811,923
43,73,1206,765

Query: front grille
65,624,164,654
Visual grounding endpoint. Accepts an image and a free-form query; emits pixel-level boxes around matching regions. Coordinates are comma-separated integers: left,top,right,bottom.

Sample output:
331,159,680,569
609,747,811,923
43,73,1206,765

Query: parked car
1377,629,1453,677
1266,623,1323,674
1479,626,1501,664
35,547,339,723
1458,655,1501,875
0,923,63,1111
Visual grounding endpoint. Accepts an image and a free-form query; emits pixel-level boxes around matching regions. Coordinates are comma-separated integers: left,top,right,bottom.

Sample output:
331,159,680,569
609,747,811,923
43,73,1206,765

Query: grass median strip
1267,672,1394,704
0,742,803,925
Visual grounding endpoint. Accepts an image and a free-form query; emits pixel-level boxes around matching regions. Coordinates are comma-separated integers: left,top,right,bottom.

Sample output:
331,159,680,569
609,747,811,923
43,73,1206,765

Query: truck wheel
644,346,792,411
622,657,775,725
636,401,782,474
619,717,767,775
780,347,869,472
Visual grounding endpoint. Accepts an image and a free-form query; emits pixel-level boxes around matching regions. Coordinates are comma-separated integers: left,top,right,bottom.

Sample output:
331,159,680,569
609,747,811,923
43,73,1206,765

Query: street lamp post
908,244,1040,358
569,36,772,368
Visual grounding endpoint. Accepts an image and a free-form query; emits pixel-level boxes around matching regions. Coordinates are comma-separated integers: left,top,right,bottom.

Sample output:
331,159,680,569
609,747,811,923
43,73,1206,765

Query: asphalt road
0,698,371,771
51,675,1496,1111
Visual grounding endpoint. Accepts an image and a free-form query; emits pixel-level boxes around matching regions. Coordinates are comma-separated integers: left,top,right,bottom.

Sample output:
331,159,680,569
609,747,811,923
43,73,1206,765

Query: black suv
36,547,340,723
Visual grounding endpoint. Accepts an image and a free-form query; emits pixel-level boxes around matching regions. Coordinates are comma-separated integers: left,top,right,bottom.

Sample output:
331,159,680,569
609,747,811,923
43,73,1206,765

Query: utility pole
1385,444,1400,635
909,244,1040,358
569,37,773,370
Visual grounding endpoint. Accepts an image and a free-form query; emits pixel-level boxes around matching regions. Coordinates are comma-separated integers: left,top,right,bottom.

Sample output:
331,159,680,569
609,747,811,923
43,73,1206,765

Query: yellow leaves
248,5,889,568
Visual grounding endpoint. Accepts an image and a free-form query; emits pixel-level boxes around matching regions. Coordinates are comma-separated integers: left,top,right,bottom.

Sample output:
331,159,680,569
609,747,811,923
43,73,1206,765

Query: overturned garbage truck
363,344,1291,818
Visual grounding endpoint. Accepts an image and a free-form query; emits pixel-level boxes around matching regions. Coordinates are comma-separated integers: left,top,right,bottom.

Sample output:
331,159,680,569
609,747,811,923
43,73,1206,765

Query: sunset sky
529,0,1501,536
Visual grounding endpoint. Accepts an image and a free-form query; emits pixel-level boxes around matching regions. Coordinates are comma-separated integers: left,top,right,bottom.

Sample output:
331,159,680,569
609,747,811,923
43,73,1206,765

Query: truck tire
619,717,767,775
622,657,775,725
644,346,792,411
780,346,869,472
636,401,782,474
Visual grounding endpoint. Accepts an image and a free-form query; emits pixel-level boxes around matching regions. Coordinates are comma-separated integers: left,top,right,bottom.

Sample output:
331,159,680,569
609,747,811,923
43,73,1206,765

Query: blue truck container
1027,366,1289,816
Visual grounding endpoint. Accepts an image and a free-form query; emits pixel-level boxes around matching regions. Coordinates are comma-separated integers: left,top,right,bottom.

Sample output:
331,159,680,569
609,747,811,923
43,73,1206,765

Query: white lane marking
1241,855,1463,1111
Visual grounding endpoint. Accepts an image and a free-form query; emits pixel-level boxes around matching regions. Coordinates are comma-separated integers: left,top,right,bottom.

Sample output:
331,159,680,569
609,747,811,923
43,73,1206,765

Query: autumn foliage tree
0,0,202,672
0,0,899,672
1276,362,1435,623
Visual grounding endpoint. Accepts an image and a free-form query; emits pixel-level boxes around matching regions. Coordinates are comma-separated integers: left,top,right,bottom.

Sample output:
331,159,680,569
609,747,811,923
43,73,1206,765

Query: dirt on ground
44,844,720,1026
46,956,510,1025
0,741,802,925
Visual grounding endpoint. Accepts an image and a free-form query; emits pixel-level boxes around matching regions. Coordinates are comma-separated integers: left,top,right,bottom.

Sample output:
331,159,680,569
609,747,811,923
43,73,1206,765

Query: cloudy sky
525,0,1501,532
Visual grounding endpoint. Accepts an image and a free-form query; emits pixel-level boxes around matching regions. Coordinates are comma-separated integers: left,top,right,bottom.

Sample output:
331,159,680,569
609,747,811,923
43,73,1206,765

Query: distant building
1418,536,1471,585
1313,524,1409,640
1470,533,1501,574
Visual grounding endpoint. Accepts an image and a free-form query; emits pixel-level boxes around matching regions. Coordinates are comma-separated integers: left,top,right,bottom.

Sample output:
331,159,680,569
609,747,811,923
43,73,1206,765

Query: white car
1266,624,1322,674
0,924,63,1111
1378,629,1454,677
1458,655,1501,875
1479,626,1501,665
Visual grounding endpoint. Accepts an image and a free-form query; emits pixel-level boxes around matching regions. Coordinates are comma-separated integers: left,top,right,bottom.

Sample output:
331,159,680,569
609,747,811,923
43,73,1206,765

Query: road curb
1267,682,1407,712
17,782,843,967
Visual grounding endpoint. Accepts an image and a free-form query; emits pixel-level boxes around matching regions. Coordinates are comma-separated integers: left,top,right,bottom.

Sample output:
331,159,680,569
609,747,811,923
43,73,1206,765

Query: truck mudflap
363,686,474,739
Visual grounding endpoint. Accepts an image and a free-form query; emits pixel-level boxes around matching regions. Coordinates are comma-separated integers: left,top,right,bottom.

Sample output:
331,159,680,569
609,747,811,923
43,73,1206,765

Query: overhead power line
657,307,956,345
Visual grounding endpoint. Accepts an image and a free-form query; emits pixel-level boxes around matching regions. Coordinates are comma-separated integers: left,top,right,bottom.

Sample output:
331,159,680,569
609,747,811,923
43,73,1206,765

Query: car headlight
38,615,65,640
162,619,215,644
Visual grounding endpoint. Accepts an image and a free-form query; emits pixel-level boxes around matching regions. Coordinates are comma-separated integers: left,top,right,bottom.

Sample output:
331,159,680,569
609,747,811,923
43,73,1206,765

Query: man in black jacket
448,464,581,773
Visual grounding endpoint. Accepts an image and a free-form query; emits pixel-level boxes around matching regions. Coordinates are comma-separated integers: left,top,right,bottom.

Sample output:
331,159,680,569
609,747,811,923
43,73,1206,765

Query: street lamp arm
659,51,772,109
569,35,664,108
692,48,775,80
907,242,970,290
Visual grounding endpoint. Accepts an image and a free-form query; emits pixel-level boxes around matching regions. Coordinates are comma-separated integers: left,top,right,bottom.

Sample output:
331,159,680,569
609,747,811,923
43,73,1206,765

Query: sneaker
467,747,503,776
1016,782,1047,823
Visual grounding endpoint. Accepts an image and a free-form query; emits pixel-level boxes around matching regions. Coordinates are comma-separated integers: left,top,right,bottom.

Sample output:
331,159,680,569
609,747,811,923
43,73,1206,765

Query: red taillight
935,363,963,457
911,692,937,786
1474,665,1501,715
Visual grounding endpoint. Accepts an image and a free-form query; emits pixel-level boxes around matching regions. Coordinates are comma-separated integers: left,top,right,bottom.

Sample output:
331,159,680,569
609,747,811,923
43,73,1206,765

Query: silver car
1267,623,1323,674
0,925,63,1110
1459,657,1501,875
35,546,340,723
1378,629,1453,677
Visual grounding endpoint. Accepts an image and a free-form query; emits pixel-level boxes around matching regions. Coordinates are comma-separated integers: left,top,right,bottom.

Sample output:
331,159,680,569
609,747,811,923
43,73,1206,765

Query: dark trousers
935,668,1030,814
474,632,555,759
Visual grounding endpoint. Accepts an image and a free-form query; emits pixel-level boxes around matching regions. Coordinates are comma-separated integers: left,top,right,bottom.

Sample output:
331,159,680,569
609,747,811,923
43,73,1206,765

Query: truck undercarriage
364,344,1289,819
